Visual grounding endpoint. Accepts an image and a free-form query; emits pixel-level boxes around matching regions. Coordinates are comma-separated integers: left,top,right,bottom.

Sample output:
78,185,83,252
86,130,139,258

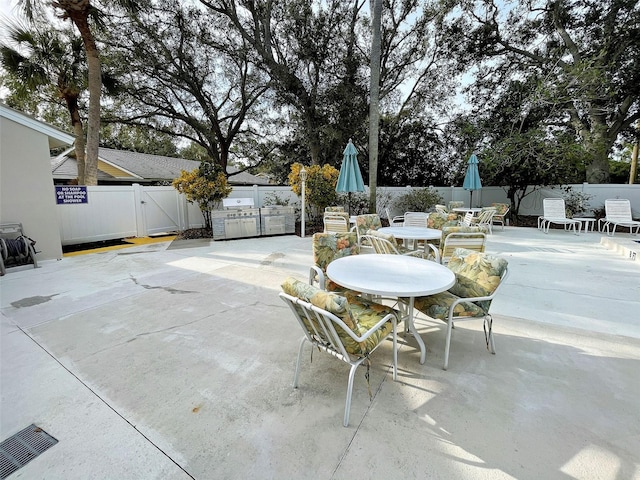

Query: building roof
51,147,272,185
0,103,75,148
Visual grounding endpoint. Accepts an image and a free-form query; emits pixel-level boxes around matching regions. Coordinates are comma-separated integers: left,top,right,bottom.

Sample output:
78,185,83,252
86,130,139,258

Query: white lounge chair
540,198,580,235
601,199,640,236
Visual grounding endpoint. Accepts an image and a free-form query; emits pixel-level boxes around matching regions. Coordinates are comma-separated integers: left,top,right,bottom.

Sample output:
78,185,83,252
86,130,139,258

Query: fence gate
134,185,186,236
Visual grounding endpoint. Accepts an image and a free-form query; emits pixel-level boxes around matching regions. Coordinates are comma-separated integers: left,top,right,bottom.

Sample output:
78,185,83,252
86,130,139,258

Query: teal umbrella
336,139,365,214
462,153,482,207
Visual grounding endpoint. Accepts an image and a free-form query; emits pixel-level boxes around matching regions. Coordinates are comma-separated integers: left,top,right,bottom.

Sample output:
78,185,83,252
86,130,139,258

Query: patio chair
540,198,580,234
281,277,398,427
403,211,429,227
385,207,404,226
490,203,510,230
470,207,497,234
353,214,383,250
459,211,474,227
435,204,448,214
601,199,640,236
448,201,464,211
310,232,360,294
426,212,460,230
323,213,350,233
439,225,487,264
361,229,435,260
325,206,345,213
410,248,509,370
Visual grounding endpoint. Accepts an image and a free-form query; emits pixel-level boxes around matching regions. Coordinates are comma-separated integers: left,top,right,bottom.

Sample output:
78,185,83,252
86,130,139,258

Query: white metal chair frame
458,211,475,227
540,198,581,235
385,208,404,226
323,214,350,233
491,205,510,230
280,292,398,427
470,208,496,234
403,211,429,227
440,232,487,264
601,199,640,236
435,204,448,214
438,267,509,370
360,233,437,260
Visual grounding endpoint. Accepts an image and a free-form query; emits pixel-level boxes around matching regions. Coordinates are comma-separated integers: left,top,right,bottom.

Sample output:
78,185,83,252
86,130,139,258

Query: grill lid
223,198,254,209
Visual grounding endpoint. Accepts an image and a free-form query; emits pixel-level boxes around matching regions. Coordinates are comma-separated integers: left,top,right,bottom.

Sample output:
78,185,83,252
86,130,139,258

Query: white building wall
0,116,64,260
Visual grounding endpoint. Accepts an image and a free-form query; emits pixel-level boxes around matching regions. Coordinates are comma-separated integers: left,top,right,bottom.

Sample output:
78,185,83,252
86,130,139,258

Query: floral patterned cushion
448,201,464,210
282,277,395,356
427,212,460,230
312,232,359,293
325,206,346,212
491,203,509,216
441,225,488,242
354,214,382,242
413,291,485,320
412,248,508,319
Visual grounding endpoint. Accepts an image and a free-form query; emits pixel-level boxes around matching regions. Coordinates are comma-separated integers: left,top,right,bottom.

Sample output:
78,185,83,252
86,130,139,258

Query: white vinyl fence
56,183,639,245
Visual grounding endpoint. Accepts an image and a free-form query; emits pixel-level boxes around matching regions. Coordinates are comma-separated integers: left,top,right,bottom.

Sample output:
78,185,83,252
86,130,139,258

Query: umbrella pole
348,192,352,216
470,191,473,208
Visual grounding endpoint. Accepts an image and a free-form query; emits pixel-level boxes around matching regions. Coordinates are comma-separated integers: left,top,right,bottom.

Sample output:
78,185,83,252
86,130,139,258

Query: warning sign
55,186,88,204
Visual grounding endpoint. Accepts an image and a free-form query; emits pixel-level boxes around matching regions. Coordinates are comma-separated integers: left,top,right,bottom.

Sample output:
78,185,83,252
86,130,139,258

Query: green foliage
480,129,585,214
561,186,594,218
288,163,340,222
172,162,232,230
393,187,443,213
262,192,292,207
609,160,638,184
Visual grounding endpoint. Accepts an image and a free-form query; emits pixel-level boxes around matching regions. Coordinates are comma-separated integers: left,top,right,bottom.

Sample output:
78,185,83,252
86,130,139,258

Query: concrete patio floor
1,226,639,479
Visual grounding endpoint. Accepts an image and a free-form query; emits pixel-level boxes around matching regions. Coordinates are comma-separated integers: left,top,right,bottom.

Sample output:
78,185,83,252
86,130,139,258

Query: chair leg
293,336,307,388
484,315,495,354
344,363,359,427
443,317,455,370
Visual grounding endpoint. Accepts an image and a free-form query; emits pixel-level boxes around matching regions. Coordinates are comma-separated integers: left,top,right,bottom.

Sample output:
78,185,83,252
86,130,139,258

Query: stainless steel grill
260,206,295,236
212,198,260,240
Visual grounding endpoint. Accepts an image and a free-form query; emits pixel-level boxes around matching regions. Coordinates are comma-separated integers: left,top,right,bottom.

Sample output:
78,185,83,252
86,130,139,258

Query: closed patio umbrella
463,153,482,207
336,139,365,214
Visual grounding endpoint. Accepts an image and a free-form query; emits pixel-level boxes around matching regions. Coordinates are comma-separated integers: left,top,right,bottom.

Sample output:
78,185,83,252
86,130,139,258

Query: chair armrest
309,265,326,289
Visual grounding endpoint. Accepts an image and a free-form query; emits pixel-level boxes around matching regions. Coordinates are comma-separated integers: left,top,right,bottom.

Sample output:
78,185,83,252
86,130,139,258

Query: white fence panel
138,185,187,236
57,185,137,245
55,183,639,246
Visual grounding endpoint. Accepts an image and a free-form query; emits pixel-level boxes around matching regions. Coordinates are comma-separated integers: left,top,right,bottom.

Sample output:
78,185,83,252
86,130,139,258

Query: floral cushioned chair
280,276,398,427
410,248,509,370
448,200,465,211
427,212,460,230
310,232,360,295
490,203,510,230
439,225,488,264
325,206,346,213
354,214,383,249
362,229,436,260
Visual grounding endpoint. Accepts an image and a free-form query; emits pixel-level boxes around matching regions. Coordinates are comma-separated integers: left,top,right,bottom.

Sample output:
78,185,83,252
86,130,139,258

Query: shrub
393,187,443,213
289,163,340,222
173,162,232,231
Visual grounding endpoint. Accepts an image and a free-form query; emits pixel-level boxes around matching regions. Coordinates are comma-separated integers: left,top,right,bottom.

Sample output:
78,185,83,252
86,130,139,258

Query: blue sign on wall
55,186,88,204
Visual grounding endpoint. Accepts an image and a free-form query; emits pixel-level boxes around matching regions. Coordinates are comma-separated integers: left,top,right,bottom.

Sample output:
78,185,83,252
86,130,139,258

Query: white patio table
452,207,483,215
326,254,455,364
378,226,442,261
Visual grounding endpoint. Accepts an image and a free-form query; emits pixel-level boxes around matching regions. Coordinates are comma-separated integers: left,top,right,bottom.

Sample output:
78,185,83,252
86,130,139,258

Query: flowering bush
289,163,340,222
173,162,232,230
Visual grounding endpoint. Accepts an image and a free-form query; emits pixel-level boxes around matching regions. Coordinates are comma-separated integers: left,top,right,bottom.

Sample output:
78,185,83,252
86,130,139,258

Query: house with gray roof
51,147,272,186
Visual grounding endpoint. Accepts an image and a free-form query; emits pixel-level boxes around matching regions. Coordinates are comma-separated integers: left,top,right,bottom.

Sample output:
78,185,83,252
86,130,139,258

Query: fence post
132,183,147,238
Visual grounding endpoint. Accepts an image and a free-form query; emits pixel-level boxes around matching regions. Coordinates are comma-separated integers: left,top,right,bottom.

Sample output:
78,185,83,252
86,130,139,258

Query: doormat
0,424,58,479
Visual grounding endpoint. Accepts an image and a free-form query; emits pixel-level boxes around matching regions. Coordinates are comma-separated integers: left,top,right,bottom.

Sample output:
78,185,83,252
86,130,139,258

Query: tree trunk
63,93,86,184
69,11,101,186
368,0,382,213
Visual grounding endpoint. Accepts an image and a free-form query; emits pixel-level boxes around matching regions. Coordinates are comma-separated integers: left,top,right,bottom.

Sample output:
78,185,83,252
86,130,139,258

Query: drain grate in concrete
0,424,58,479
